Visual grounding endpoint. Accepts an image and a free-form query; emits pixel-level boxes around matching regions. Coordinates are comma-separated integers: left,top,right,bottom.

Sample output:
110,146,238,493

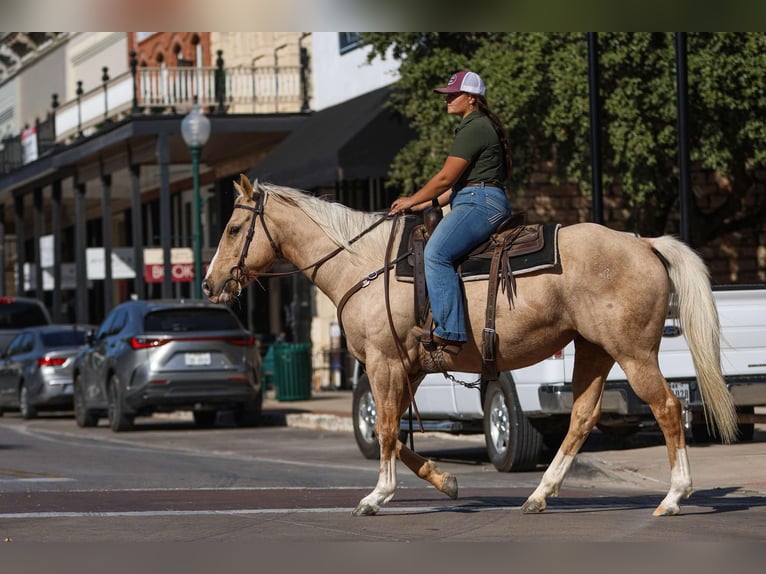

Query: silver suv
73,299,262,432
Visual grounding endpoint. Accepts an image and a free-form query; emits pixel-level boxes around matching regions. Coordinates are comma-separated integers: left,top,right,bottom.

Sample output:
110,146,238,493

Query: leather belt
465,181,505,190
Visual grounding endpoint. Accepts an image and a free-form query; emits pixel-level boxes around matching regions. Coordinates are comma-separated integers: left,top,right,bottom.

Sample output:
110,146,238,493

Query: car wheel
193,411,217,428
736,406,755,442
107,375,134,432
234,392,263,427
74,374,98,428
352,373,379,459
19,382,37,420
483,373,543,472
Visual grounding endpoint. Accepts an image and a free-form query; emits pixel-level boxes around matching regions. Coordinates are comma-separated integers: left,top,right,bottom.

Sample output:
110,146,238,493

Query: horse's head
202,173,281,303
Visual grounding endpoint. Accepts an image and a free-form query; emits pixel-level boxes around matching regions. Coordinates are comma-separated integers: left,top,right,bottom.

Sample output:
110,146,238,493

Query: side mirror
85,330,95,346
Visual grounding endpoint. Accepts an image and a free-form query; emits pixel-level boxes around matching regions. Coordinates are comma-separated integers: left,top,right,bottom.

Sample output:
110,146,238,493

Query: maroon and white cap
433,70,486,96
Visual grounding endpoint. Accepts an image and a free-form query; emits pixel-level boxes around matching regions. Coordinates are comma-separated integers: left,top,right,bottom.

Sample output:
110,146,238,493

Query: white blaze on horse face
204,245,221,281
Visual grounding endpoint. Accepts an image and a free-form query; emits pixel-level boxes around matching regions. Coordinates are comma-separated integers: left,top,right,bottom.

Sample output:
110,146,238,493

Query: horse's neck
275,206,379,306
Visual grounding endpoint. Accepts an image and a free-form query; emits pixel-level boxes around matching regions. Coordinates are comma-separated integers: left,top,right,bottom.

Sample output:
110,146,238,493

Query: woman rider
389,70,512,355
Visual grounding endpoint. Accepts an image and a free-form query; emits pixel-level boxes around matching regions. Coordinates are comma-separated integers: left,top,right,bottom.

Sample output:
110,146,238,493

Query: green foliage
362,32,766,238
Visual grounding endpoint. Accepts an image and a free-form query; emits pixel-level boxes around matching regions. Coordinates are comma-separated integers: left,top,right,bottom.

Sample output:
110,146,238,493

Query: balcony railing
52,63,308,144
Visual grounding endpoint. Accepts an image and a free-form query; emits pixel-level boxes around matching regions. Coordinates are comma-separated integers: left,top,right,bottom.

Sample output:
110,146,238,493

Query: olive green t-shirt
448,111,506,190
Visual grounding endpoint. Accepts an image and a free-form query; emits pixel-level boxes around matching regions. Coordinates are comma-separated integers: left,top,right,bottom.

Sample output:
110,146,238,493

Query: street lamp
181,98,211,298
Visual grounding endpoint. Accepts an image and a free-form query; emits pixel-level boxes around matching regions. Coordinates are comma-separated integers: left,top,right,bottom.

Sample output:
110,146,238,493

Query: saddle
402,211,560,381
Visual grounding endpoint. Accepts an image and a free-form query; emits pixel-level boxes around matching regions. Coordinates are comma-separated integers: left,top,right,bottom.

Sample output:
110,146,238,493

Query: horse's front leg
352,441,397,516
397,441,459,499
353,377,401,516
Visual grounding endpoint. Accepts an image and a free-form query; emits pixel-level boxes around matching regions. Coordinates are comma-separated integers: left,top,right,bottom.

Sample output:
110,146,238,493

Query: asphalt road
0,411,764,546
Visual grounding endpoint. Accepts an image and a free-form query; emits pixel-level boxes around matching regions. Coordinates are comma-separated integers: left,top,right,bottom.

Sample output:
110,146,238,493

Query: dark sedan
0,325,91,419
72,299,262,432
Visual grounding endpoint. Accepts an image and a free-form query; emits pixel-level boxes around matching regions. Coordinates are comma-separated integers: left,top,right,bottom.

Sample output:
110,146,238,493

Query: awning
249,85,415,189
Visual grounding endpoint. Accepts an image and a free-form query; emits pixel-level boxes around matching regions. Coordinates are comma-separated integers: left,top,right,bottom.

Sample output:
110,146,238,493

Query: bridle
221,187,424,441
222,188,392,296
224,189,282,293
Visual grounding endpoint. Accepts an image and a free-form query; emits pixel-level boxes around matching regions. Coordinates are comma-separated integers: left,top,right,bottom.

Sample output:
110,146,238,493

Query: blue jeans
424,185,511,342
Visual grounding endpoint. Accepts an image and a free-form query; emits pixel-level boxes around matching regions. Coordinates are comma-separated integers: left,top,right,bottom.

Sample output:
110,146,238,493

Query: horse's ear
239,173,254,199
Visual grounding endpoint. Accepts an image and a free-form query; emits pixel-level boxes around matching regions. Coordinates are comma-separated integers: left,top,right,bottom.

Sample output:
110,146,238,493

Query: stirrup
414,326,462,356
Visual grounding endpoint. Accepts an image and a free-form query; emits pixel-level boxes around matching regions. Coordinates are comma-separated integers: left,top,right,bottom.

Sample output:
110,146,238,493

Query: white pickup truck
352,286,766,471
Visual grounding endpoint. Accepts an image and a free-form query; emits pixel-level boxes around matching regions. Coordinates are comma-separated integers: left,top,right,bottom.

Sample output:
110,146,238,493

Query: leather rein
224,190,392,292
223,190,423,438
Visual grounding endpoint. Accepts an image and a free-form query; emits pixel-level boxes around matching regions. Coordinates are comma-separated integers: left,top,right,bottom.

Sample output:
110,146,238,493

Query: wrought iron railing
1,49,310,173
52,61,308,144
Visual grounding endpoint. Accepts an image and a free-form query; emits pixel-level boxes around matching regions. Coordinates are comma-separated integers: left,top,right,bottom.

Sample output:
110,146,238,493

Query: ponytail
476,96,511,179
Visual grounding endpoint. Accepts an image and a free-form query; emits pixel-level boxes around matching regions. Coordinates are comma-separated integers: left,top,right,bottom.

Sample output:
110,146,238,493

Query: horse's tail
646,235,737,443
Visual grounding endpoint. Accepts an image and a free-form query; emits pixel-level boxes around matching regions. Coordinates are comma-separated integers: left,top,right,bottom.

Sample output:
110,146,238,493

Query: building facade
0,33,411,390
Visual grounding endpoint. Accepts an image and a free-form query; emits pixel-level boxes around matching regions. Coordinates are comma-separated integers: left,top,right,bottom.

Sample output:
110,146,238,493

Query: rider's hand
389,197,412,215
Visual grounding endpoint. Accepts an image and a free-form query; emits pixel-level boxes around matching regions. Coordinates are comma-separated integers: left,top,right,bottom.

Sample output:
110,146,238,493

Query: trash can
273,342,312,401
262,344,276,390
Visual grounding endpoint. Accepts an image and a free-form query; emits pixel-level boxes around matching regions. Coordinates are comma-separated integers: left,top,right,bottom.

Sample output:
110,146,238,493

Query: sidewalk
261,387,354,432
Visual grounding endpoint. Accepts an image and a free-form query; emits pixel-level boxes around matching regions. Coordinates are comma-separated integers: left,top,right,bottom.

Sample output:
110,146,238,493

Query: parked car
0,296,52,352
72,299,262,432
0,324,91,419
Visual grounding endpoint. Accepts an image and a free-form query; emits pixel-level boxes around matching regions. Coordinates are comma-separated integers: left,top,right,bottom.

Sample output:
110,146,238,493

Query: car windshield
0,301,49,327
144,309,242,333
41,330,87,348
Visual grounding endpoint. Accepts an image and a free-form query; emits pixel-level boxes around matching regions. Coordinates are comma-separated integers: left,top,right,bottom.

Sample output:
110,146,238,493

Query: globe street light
181,99,211,298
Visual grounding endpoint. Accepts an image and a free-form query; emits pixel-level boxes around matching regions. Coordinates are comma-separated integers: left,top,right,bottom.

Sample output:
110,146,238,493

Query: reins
383,213,423,441
226,191,391,290
227,188,423,441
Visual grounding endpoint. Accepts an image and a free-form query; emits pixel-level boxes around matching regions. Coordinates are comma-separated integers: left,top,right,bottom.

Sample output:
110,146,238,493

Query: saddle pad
395,222,560,282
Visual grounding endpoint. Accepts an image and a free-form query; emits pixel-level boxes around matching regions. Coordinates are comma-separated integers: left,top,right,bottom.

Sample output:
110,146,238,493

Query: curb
261,408,352,432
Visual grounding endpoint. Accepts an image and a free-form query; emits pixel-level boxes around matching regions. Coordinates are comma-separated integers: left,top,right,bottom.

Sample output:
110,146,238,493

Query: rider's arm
389,156,468,214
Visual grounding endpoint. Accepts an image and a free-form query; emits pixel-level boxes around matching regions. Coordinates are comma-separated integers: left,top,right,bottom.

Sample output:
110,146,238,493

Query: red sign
144,262,209,283
145,263,194,283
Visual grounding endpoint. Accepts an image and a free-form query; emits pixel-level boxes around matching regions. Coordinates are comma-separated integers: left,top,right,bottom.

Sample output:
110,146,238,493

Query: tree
363,32,766,241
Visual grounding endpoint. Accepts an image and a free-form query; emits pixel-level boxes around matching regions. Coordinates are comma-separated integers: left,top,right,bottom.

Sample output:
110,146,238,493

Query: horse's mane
257,182,399,262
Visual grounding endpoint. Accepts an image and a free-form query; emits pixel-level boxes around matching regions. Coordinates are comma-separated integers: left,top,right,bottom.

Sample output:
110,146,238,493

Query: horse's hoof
442,474,458,500
352,503,379,517
652,504,680,517
521,498,547,513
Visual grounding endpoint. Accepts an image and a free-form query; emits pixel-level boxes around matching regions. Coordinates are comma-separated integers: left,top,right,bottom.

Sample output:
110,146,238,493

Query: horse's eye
228,225,241,236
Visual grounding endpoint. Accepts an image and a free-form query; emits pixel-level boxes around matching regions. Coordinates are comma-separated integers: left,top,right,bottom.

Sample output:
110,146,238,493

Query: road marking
0,478,75,483
0,505,517,519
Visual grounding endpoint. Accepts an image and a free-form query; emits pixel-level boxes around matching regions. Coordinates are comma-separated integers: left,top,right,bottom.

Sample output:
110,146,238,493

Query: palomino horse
203,175,737,517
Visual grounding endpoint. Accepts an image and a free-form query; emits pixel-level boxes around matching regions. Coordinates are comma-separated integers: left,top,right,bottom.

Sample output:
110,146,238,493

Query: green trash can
262,344,276,390
273,342,312,401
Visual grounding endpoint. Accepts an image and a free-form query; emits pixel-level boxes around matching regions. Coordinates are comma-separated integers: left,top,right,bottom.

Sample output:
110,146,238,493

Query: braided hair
475,95,512,179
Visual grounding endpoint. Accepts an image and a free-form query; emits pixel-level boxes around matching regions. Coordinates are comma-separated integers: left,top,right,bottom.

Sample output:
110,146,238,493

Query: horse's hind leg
522,339,614,513
621,359,691,516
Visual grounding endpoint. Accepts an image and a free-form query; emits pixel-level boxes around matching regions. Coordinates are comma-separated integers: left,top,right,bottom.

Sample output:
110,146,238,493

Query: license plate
185,352,211,366
669,382,690,403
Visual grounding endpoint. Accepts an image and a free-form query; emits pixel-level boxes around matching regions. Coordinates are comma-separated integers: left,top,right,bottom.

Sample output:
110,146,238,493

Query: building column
51,180,63,321
74,179,89,324
130,163,145,299
14,192,25,296
158,132,172,298
33,187,44,302
101,172,113,313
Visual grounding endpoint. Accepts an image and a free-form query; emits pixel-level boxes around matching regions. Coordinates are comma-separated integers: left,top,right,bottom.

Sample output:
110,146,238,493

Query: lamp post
181,98,211,298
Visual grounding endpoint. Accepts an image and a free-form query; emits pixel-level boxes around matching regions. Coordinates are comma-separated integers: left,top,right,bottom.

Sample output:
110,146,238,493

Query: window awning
249,85,415,189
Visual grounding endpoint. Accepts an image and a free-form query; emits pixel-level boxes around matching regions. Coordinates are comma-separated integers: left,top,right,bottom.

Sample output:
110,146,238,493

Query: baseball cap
433,70,486,96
